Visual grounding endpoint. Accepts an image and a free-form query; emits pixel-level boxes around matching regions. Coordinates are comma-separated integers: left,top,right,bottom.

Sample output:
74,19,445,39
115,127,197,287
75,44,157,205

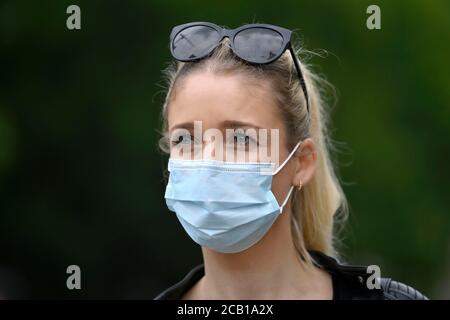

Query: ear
292,138,317,187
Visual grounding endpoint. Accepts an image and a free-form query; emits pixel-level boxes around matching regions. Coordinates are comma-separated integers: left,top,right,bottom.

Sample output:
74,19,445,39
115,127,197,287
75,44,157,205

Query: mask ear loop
279,185,295,214
272,140,303,176
272,140,303,214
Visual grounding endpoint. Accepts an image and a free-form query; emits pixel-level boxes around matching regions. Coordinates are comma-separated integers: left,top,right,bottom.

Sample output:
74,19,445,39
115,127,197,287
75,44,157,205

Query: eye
234,132,249,145
231,130,258,147
171,133,194,146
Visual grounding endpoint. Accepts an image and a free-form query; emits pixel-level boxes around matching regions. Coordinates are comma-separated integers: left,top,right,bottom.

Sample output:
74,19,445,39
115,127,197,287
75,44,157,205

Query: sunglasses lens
172,26,221,60
234,28,284,63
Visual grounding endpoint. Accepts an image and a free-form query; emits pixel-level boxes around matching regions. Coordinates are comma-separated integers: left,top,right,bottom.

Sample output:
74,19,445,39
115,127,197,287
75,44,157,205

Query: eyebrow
222,120,262,129
169,120,263,132
170,122,195,132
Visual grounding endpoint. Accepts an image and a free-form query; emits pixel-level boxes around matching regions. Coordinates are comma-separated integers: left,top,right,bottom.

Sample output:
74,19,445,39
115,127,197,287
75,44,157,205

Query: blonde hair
158,37,348,266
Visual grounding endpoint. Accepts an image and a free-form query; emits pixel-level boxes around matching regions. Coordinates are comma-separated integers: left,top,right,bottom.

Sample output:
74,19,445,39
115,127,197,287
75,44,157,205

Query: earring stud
297,180,303,191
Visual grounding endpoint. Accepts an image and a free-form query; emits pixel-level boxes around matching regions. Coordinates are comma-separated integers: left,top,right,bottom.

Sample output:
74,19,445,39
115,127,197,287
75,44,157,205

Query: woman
154,22,428,300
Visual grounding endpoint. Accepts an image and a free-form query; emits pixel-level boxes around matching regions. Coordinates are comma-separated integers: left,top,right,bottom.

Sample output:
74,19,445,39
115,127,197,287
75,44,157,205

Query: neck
196,208,332,299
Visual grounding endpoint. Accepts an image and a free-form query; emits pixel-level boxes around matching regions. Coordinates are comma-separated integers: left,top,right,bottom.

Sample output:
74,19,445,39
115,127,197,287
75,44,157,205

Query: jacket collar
309,250,385,300
154,250,386,300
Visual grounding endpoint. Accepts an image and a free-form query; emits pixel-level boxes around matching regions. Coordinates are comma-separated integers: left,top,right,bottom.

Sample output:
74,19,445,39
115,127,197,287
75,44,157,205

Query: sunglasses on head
169,21,310,113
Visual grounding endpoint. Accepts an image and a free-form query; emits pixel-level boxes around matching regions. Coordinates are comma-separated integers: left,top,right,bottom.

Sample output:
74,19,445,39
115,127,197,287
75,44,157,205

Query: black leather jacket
154,250,428,300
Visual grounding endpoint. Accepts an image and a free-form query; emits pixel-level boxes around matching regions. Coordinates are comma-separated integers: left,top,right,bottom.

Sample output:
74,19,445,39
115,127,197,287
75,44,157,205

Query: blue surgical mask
164,141,303,253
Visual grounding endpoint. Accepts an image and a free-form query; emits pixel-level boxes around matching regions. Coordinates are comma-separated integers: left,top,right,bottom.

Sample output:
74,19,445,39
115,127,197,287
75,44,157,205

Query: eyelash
230,132,258,146
170,131,259,147
171,133,194,146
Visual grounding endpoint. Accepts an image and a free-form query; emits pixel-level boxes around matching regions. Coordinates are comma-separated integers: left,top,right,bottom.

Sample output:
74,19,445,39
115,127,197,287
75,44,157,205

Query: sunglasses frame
169,21,309,113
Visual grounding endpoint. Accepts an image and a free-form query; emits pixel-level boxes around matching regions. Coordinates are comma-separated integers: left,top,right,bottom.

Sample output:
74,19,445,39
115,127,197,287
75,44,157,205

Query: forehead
167,72,284,130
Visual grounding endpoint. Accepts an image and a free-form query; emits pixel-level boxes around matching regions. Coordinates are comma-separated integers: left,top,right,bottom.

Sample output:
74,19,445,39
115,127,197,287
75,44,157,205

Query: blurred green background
0,0,449,299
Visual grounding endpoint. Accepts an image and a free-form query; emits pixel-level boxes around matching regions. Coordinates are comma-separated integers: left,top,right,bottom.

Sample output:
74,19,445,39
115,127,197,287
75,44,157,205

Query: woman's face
167,71,315,209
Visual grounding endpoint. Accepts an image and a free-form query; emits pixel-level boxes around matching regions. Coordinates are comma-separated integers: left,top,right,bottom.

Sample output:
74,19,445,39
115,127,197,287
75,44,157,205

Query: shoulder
379,278,428,300
154,253,430,300
309,250,429,300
